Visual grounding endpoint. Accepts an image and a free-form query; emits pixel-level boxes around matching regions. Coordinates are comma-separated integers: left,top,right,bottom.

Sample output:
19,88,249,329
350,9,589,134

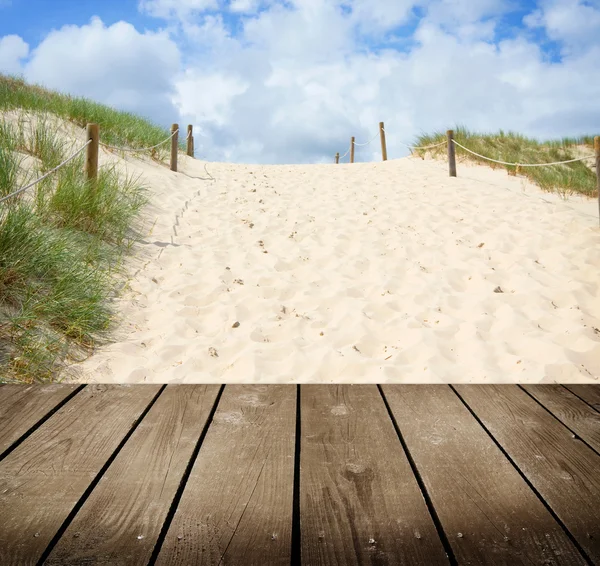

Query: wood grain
0,384,80,455
170,123,178,172
383,385,587,566
564,385,600,412
155,385,296,566
523,385,600,454
300,385,449,566
455,384,600,563
45,385,220,565
0,384,161,566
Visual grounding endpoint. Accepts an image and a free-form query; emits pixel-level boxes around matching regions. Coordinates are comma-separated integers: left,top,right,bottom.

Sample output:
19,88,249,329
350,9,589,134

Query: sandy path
71,153,600,383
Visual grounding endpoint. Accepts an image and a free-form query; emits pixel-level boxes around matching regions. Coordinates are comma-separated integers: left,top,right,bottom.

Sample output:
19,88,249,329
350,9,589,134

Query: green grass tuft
0,75,157,383
414,126,598,198
0,74,185,155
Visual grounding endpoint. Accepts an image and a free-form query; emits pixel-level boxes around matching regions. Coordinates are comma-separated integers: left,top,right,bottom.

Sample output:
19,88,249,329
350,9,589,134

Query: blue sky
0,0,599,164
0,0,157,44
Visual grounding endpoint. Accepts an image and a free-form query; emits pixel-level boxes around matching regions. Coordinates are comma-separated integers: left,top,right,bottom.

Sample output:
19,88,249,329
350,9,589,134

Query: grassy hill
414,127,598,198
0,74,182,382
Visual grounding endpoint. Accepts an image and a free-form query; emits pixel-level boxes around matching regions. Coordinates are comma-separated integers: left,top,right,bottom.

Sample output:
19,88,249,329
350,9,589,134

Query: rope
451,139,596,167
99,128,179,153
353,131,380,146
400,140,447,150
339,145,351,160
0,140,92,205
380,128,447,150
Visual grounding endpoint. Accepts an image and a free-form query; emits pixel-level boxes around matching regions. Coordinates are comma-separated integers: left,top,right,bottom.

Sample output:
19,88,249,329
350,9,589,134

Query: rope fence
99,128,179,153
0,140,91,204
451,139,596,167
336,124,600,224
1,122,199,205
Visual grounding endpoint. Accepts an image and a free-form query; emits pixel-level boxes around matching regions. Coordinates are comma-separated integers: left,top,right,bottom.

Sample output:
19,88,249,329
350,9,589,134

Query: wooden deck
0,384,599,565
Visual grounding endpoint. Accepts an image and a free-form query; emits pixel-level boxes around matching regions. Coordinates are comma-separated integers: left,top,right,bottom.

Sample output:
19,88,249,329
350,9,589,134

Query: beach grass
414,127,598,198
0,77,152,383
0,74,185,157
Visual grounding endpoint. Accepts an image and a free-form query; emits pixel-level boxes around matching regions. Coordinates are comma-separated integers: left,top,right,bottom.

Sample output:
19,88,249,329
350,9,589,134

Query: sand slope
71,151,600,383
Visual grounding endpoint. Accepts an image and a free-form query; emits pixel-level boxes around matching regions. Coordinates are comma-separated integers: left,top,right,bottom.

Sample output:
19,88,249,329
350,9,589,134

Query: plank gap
377,385,457,566
449,385,595,566
0,384,86,463
518,385,600,460
147,384,225,565
36,385,167,566
290,384,301,566
562,385,600,415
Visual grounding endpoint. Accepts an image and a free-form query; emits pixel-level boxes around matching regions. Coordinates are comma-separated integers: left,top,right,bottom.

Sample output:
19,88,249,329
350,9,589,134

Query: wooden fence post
595,136,600,226
447,129,456,177
335,152,339,164
85,123,99,183
187,125,193,157
350,137,355,164
191,135,194,158
171,123,178,172
379,122,387,161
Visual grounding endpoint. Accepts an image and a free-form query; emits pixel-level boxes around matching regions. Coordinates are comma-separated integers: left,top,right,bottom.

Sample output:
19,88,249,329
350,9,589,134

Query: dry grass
414,127,598,198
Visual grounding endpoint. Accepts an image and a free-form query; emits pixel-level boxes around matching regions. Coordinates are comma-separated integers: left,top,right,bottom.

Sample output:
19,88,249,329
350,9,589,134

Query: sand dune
70,150,600,383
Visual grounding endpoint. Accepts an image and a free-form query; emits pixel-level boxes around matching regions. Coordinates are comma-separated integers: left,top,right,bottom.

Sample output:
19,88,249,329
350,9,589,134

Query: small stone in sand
493,286,504,293
232,321,240,328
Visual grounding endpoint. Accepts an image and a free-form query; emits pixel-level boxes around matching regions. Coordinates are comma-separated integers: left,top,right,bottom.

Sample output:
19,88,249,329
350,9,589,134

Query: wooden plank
0,384,80,455
564,385,600,412
523,385,600,454
382,385,587,566
0,384,161,566
155,385,296,566
301,385,449,566
45,385,221,566
455,385,600,563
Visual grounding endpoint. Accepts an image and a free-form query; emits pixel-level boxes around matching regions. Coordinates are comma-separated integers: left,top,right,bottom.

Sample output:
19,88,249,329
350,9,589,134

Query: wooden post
187,125,193,157
350,137,355,164
447,129,456,177
335,152,339,164
170,123,178,172
379,121,387,161
595,136,600,226
85,123,99,183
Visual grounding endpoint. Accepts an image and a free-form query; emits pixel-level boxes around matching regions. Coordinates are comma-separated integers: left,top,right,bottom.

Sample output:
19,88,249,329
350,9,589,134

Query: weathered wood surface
564,385,600,412
0,384,597,566
300,385,449,566
382,385,587,566
455,385,600,564
45,385,221,566
523,385,600,454
0,384,80,455
0,384,161,566
155,385,296,566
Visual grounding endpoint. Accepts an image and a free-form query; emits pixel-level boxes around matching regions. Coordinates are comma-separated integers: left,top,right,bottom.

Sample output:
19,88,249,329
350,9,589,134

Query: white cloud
174,69,248,127
0,35,29,75
2,0,599,165
22,17,181,126
524,0,600,55
138,0,219,19
346,0,421,33
229,0,262,13
175,0,599,163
